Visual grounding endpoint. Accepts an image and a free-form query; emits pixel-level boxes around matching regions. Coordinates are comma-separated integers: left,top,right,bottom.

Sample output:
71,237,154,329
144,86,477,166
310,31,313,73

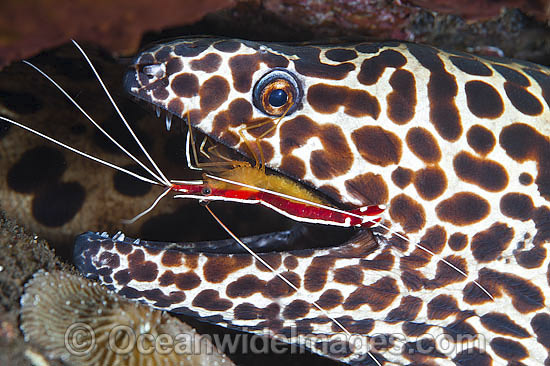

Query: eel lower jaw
73,225,374,281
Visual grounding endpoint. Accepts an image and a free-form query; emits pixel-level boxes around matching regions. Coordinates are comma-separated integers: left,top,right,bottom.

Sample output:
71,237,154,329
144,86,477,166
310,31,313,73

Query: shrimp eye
253,69,301,116
201,187,212,195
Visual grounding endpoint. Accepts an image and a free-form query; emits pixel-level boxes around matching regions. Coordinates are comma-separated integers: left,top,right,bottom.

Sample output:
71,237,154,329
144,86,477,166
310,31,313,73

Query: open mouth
120,53,379,256
72,113,372,259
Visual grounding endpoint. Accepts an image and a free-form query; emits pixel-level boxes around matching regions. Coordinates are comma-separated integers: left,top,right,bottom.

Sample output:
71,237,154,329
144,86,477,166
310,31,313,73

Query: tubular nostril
142,64,166,79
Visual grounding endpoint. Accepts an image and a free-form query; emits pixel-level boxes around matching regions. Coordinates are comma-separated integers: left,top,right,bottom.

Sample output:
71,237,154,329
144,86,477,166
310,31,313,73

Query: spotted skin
72,39,550,365
2,39,548,365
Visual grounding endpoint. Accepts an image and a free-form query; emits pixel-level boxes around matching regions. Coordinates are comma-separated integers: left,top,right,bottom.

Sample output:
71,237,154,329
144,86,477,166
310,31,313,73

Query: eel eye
253,69,301,116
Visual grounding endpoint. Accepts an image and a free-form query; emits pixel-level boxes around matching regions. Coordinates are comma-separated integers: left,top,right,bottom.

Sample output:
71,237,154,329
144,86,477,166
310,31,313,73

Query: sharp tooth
155,106,161,118
166,114,172,131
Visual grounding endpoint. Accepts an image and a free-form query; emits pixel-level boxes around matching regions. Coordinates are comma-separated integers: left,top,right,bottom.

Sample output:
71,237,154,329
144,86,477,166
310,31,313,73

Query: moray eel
75,38,550,365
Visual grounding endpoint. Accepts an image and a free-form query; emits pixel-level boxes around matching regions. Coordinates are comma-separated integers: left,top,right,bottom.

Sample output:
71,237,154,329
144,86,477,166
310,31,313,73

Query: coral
20,270,235,366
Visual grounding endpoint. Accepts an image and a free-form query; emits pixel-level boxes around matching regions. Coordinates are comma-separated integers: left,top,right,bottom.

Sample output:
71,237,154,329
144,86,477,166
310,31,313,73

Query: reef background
1,1,550,365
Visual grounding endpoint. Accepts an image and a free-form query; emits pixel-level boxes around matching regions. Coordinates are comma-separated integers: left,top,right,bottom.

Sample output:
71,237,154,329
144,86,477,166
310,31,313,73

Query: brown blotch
304,257,335,292
436,192,490,226
343,277,399,311
400,270,424,291
152,86,169,100
129,261,158,282
260,302,281,319
307,83,380,118
192,289,232,311
258,140,274,164
524,68,550,109
357,49,407,85
386,296,422,322
531,313,550,348
407,44,462,141
389,194,426,233
481,312,530,338
391,167,413,188
325,48,358,62
443,320,478,344
293,46,354,80
165,57,183,75
282,300,310,320
158,271,175,286
351,125,402,167
387,69,416,124
403,322,431,337
453,151,508,192
448,233,468,251
427,294,459,319
167,98,184,117
500,193,534,221
213,40,241,53
184,254,198,269
361,251,395,271
406,127,442,163
465,80,504,118
220,130,240,147
500,123,550,200
228,98,253,124
419,225,447,254
490,337,528,361
504,82,543,116
344,173,388,205
466,125,496,156
199,76,230,115
174,272,201,290
283,256,298,270
334,265,363,285
515,245,546,269
280,116,354,180
413,166,447,200
316,289,343,310
449,56,492,76
234,303,261,320
263,272,301,298
128,250,144,264
171,73,199,97
310,124,354,179
426,255,467,289
453,348,492,366
519,172,533,185
280,155,306,180
255,253,282,272
190,53,222,73
115,241,132,255
466,268,544,312
228,54,260,92
226,275,266,298
494,64,530,86
203,255,253,283
161,251,183,267
99,252,119,269
471,223,514,263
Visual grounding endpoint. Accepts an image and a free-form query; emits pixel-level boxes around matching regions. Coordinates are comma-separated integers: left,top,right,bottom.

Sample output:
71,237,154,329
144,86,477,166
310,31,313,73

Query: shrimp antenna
204,205,382,366
22,60,168,187
0,116,159,186
71,40,172,187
